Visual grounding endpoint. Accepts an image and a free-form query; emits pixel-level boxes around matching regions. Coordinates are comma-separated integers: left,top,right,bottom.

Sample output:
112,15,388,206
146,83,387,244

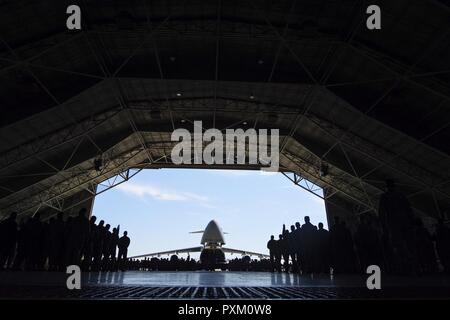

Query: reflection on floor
1,271,449,299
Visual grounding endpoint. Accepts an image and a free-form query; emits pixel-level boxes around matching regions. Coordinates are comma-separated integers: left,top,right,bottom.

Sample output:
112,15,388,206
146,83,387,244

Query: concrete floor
1,270,450,288
86,271,358,287
1,271,450,299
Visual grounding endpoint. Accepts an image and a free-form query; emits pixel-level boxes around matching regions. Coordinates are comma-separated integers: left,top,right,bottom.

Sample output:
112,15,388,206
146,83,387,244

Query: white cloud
259,170,279,176
182,192,209,203
117,183,212,207
206,169,254,177
207,169,279,177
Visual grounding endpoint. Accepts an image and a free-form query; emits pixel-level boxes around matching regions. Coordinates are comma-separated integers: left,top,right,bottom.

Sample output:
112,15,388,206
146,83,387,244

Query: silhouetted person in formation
355,214,384,272
13,218,29,270
330,216,346,274
118,231,130,271
434,218,450,273
341,221,357,273
42,218,54,269
0,212,18,269
280,228,290,272
413,218,437,275
48,212,65,271
82,215,97,270
66,208,90,266
108,227,119,270
63,216,74,268
267,235,277,272
316,223,330,274
92,220,105,271
102,224,112,270
293,222,302,273
27,212,44,270
301,216,317,274
378,179,415,275
275,234,283,272
287,225,298,272
368,217,384,268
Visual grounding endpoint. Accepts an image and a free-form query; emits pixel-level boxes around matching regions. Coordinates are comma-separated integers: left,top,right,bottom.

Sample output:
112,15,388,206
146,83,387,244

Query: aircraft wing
129,246,203,259
222,247,270,259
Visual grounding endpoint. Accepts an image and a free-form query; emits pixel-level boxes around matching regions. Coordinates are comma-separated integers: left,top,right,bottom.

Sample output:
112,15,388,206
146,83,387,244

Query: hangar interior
0,0,449,299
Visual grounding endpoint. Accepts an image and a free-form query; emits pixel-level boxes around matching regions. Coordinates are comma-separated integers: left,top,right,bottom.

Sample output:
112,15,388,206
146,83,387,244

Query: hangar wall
38,189,96,221
324,191,358,231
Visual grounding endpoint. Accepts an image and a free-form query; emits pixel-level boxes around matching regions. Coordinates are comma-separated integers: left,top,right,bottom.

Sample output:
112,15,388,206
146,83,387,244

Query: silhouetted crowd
0,208,130,272
267,180,450,276
227,257,272,271
1,180,450,276
126,256,272,272
128,256,200,271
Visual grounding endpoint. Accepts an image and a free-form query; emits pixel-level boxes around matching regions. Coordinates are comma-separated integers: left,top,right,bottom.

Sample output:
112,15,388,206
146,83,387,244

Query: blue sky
92,169,328,259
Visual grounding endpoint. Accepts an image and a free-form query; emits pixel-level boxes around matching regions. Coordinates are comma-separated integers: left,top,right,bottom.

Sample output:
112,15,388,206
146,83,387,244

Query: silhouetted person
413,218,437,274
355,215,371,271
27,212,44,270
0,212,18,269
118,231,130,271
341,221,357,273
274,234,283,272
435,218,450,273
301,216,317,274
108,227,119,270
355,215,383,272
82,215,97,271
49,212,65,271
378,179,415,274
102,224,112,270
12,218,29,270
287,225,298,272
280,229,290,272
267,235,277,272
293,222,302,273
330,216,346,274
92,220,105,271
63,216,73,262
42,218,54,269
316,222,330,274
66,208,90,266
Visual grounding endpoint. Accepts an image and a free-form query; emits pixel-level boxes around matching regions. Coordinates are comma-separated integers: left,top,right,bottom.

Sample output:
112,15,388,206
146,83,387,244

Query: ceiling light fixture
319,162,329,177
94,158,103,172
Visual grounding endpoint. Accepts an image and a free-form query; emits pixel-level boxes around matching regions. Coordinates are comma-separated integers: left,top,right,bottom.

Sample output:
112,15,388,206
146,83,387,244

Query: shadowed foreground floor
0,271,449,299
